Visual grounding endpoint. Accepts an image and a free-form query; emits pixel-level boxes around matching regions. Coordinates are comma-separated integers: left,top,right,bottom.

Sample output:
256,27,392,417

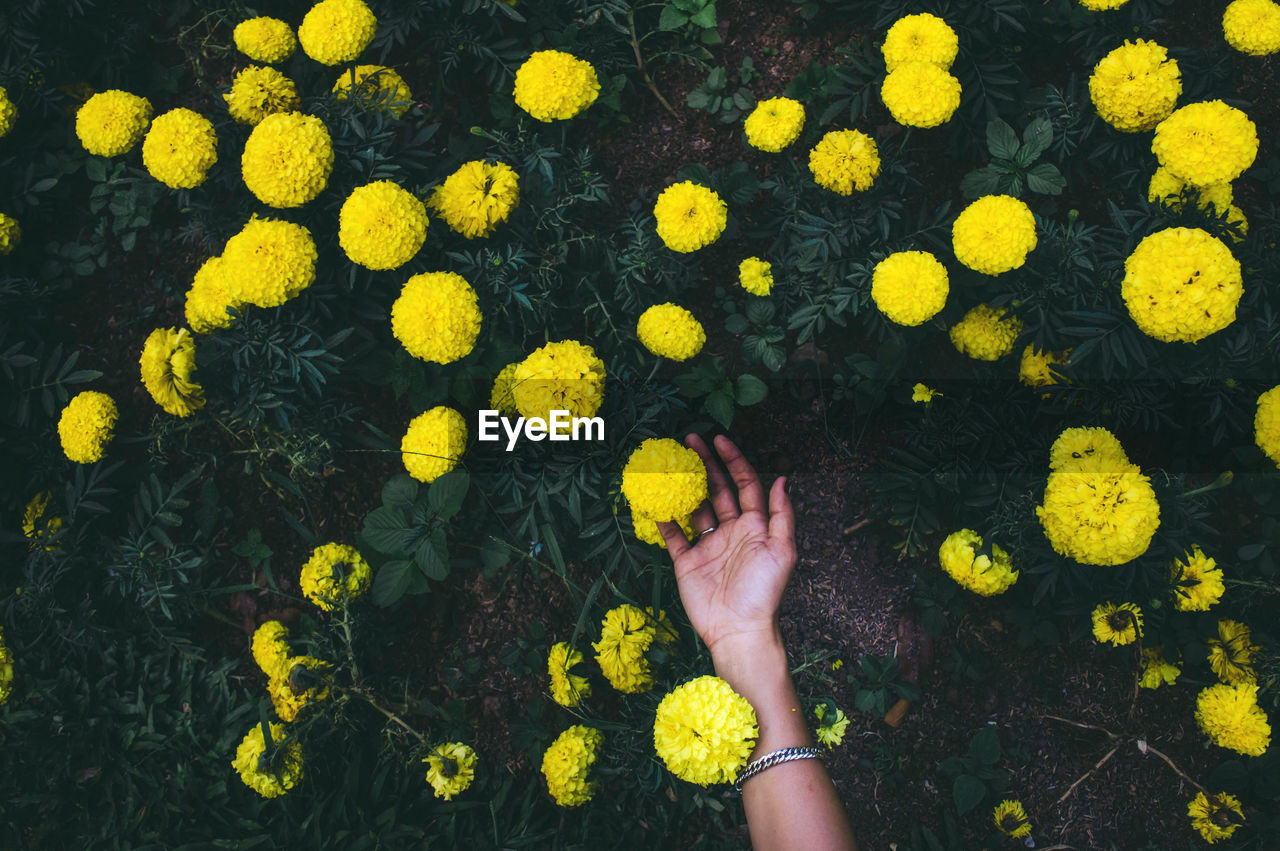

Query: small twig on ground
1139,740,1209,796
1043,714,1120,739
842,518,872,535
627,11,679,119
1056,743,1120,806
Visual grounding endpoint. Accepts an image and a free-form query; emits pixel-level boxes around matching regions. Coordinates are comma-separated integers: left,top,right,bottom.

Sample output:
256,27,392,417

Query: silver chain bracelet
734,746,825,792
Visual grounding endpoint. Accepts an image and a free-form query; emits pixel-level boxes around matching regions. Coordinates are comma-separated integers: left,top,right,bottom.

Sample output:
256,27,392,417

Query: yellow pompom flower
949,305,1022,361
232,722,303,798
428,160,520,239
58,391,117,464
298,0,376,65
814,704,850,748
881,62,961,129
743,96,805,152
234,17,297,64
1208,620,1257,685
912,383,939,404
548,642,591,707
223,66,300,126
593,604,676,693
1153,101,1258,187
1196,683,1271,756
882,13,958,71
739,257,773,295
1187,791,1246,843
1048,426,1129,473
1171,546,1225,611
1224,0,1280,56
1254,386,1280,467
993,800,1032,839
938,530,1018,596
514,50,600,122
1121,227,1241,344
1091,602,1143,646
299,543,372,611
22,491,63,551
872,251,948,326
339,181,427,270
952,195,1038,275
654,676,758,786
637,304,705,361
0,213,20,256
185,256,242,332
808,128,880,195
75,90,152,156
333,65,413,117
653,181,727,253
390,272,481,364
542,725,604,806
1139,647,1181,689
0,86,15,137
1079,0,1129,8
251,620,291,679
1147,167,1232,214
622,438,708,524
1088,40,1181,133
401,406,467,483
424,743,477,801
631,511,694,548
142,108,217,189
268,655,332,721
511,340,606,422
1019,345,1069,389
241,112,333,208
0,627,13,705
139,327,205,417
222,217,318,308
490,362,519,416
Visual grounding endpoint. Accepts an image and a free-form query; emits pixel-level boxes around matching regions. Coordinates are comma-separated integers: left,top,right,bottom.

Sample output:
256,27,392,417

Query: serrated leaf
953,774,986,815
363,506,412,554
734,374,768,405
705,390,734,428
658,6,689,29
372,559,413,607
986,119,1019,161
1026,162,1066,195
381,474,417,510
1021,116,1054,160
428,470,469,518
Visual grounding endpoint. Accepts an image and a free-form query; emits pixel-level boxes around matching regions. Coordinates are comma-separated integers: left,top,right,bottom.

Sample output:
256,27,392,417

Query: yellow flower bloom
592,604,676,693
938,529,1018,596
333,65,413,117
1224,0,1280,56
541,725,603,806
622,438,708,523
513,50,599,122
22,491,63,550
185,255,242,332
58,391,117,464
653,181,727,252
1088,40,1181,133
872,250,948,326
881,61,961,128
630,511,694,548
1208,620,1257,685
424,743,477,801
1187,791,1246,843
511,340,606,422
0,627,13,705
1254,385,1280,467
548,642,591,707
743,96,805,152
1048,426,1128,473
339,181,427,270
142,108,217,189
222,217,318,308
298,0,376,65
911,383,939,404
0,213,20,256
401,406,467,483
949,305,1022,361
223,66,300,126
390,271,481,364
1196,683,1271,756
1079,0,1129,8
1147,167,1232,214
428,160,520,239
232,722,303,798
1091,602,1143,646
993,799,1032,838
268,655,332,721
738,256,773,295
0,86,15,137
489,362,519,415
637,303,705,361
299,543,372,611
241,112,333,208
952,195,1037,275
1139,647,1181,689
1019,344,1069,389
808,128,880,195
234,17,297,64
1121,227,1241,343
251,620,291,679
1171,546,1225,612
813,704,850,748
654,676,758,786
75,90,152,156
882,13,958,71
139,327,205,417
1153,101,1258,187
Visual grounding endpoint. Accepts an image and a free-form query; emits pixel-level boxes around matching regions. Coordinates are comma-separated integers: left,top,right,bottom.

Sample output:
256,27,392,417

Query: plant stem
628,11,679,119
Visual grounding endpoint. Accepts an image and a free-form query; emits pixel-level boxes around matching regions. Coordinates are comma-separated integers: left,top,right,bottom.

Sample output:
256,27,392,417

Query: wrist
709,628,812,754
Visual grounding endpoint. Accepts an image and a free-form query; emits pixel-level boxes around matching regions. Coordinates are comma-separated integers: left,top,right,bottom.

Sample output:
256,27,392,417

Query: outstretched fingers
714,435,765,514
766,476,796,560
686,432,739,521
657,520,692,560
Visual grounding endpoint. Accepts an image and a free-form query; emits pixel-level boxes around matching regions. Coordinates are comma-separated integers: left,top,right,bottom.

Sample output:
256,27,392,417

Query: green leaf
363,507,412,554
986,119,1019,161
415,536,449,581
1021,116,1054,160
705,390,734,428
734,374,768,406
725,314,750,335
1025,162,1066,195
381,474,418,510
658,5,689,29
952,774,986,815
690,2,717,28
968,727,1001,765
428,470,470,518
960,166,1003,200
480,538,511,577
372,559,413,606
686,88,711,109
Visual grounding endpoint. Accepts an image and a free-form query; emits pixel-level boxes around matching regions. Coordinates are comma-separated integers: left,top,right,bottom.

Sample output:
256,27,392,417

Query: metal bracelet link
733,746,824,792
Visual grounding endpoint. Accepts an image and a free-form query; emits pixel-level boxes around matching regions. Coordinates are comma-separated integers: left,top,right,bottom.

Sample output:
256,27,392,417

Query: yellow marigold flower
637,303,705,361
1153,101,1258,187
339,181,427,270
0,86,15,137
299,542,372,611
1147,167,1232,214
234,17,298,64
622,438,708,524
428,160,520,239
881,61,961,129
1256,386,1280,467
142,108,217,189
548,642,591,707
0,213,20,256
814,704,850,748
631,511,694,549
912,383,939,404
185,255,242,333
139,327,205,417
1208,620,1257,685
268,655,332,721
514,50,600,122
653,181,727,253
1140,647,1181,689
242,112,333,208
949,305,1022,361
391,271,481,364
298,0,376,65
1224,0,1280,56
511,340,606,422
993,800,1031,839
333,64,413,117
654,676,758,786
1187,791,1246,843
1079,0,1129,8
743,96,805,152
58,391,117,464
542,725,603,806
1049,426,1129,473
424,743,477,801
251,620,291,679
0,627,13,705
1019,344,1069,389
223,66,300,126
872,250,948,326
401,406,467,483
738,256,773,295
882,13,958,71
592,604,676,693
222,218,318,308
1088,40,1181,133
1196,683,1271,756
490,362,519,416
1091,602,1143,646
808,128,880,195
1121,227,1242,344
1171,545,1225,611
75,90,152,156
938,529,1018,596
952,195,1037,275
22,491,63,550
232,722,303,798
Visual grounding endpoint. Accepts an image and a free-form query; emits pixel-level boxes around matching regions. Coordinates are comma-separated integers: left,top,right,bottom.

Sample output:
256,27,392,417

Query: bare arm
658,434,857,851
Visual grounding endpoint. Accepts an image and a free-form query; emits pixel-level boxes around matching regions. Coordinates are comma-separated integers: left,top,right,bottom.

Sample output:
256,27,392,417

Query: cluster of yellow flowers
298,0,377,65
1079,0,1130,9
636,303,706,362
952,194,1038,275
242,112,334,207
949,305,1022,361
250,620,333,723
1195,683,1272,756
1121,227,1242,343
621,438,708,523
76,90,152,156
400,406,468,483
1088,40,1180,133
547,642,591,707
1256,385,1280,466
234,16,298,64
339,181,428,271
1152,101,1258,188
592,605,676,693
653,676,758,785
299,542,372,611
514,50,600,122
1091,601,1143,646
232,722,304,798
937,529,1018,596
653,181,727,252
22,491,63,551
139,328,205,417
142,108,217,189
424,743,478,801
738,256,773,295
808,129,880,195
871,251,948,326
57,391,118,463
391,271,481,364
511,339,606,421
1147,167,1233,216
333,65,413,117
743,96,805,152
1223,0,1280,56
429,160,520,239
879,13,962,128
541,725,603,806
224,66,300,126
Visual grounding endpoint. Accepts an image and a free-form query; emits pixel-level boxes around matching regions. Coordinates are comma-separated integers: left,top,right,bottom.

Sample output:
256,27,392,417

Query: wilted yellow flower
333,65,413,117
185,255,242,333
814,703,850,748
224,66,300,126
391,271,481,364
401,406,467,483
949,305,1022,361
637,303,705,361
1253,386,1280,467
298,0,376,65
653,181,727,252
1019,345,1069,389
808,128,880,195
424,743,477,801
593,604,676,693
1224,0,1280,56
428,160,519,239
938,529,1017,596
952,195,1037,275
548,642,591,707
339,181,427,270
299,543,372,611
142,108,217,189
241,112,333,208
872,251,948,326
1091,602,1143,646
1171,545,1225,611
738,256,773,295
882,13,958,71
139,327,205,417
234,17,297,64
654,676,758,785
0,213,20,256
1153,101,1258,187
1139,647,1181,689
911,383,939,404
1187,791,1246,843
993,800,1031,838
222,217,318,308
1208,620,1257,685
251,620,291,679
541,725,603,806
1088,40,1181,133
514,50,599,121
1196,683,1271,756
268,655,332,721
232,722,303,798
58,391,117,463
22,491,63,550
75,90,152,156
511,340,606,422
743,96,805,152
1121,227,1241,343
881,61,961,128
622,438,707,523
